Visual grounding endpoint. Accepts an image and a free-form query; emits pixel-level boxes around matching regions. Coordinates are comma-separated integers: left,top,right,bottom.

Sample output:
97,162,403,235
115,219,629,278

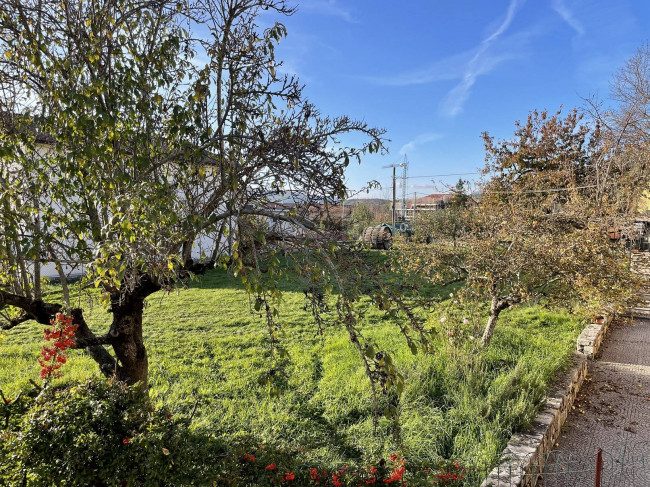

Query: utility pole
383,158,408,230
391,166,396,230
412,192,417,221
401,155,408,219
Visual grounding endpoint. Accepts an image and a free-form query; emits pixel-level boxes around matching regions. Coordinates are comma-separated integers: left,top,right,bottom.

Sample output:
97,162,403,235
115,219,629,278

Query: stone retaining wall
631,251,650,278
481,315,612,487
629,252,650,317
576,317,609,358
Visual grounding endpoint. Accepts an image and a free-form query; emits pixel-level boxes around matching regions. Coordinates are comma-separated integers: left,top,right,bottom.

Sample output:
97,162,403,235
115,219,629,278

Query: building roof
405,193,452,209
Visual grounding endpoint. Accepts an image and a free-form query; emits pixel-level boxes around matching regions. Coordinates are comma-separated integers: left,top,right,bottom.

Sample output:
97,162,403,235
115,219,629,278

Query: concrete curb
481,314,612,487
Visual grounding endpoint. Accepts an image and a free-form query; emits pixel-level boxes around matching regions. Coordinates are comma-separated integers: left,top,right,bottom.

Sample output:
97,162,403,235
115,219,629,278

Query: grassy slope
0,268,584,470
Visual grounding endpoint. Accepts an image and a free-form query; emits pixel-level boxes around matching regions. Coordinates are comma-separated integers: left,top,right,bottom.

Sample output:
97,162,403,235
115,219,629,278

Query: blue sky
264,0,650,199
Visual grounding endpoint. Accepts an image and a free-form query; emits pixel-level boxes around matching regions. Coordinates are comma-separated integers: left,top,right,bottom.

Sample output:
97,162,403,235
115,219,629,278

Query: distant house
405,193,452,209
403,193,453,219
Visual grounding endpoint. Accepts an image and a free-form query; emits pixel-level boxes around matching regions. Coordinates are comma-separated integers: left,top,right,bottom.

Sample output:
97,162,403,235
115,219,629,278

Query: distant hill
343,198,390,206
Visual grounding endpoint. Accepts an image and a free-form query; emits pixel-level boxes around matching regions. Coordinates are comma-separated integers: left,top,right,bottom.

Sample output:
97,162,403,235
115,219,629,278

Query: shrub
1,378,194,486
0,378,476,486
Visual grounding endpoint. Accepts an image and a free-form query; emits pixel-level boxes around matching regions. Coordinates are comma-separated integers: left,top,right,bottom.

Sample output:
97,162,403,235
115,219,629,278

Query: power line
406,172,481,179
490,184,598,195
345,184,600,198
347,172,481,189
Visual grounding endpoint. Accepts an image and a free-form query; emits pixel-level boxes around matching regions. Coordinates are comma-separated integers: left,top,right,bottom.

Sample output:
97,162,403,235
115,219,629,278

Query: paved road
540,317,650,486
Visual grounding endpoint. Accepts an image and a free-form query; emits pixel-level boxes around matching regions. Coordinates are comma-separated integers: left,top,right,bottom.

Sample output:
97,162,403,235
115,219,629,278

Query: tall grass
0,268,583,471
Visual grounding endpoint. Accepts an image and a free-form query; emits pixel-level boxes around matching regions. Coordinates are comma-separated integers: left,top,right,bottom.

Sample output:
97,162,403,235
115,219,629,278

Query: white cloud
552,0,585,36
298,0,358,23
440,0,521,117
277,58,311,81
399,132,443,155
365,0,530,117
363,51,469,86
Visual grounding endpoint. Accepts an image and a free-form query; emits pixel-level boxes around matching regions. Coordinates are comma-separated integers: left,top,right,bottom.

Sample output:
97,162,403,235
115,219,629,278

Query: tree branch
0,289,62,325
0,290,117,376
204,206,319,233
69,308,117,377
0,312,32,330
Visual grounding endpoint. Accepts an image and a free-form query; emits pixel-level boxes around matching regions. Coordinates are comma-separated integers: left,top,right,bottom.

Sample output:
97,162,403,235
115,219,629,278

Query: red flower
389,454,398,463
265,463,276,470
282,472,295,481
384,465,405,484
122,438,131,444
39,314,76,380
310,468,319,480
243,453,255,462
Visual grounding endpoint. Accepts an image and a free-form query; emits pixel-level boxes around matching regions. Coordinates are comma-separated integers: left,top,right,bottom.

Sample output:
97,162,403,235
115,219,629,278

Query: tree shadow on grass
190,265,461,303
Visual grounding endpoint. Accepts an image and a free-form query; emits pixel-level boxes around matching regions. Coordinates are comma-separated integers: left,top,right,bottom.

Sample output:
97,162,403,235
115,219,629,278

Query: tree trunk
70,308,117,376
109,294,149,387
33,198,42,300
481,294,521,347
181,238,193,264
481,296,502,347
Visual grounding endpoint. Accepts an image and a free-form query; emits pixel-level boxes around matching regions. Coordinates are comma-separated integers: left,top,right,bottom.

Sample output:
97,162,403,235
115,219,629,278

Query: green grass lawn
0,267,585,474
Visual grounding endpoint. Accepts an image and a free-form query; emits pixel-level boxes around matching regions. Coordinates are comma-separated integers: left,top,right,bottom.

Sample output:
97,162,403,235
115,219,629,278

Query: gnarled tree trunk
481,294,521,347
109,294,149,386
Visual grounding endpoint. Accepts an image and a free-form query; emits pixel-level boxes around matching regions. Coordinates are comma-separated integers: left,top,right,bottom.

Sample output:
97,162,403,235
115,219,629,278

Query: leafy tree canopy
1,0,429,407
398,107,648,346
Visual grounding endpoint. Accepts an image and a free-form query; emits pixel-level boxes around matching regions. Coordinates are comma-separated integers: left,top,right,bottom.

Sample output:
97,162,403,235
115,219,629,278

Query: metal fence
480,441,650,487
